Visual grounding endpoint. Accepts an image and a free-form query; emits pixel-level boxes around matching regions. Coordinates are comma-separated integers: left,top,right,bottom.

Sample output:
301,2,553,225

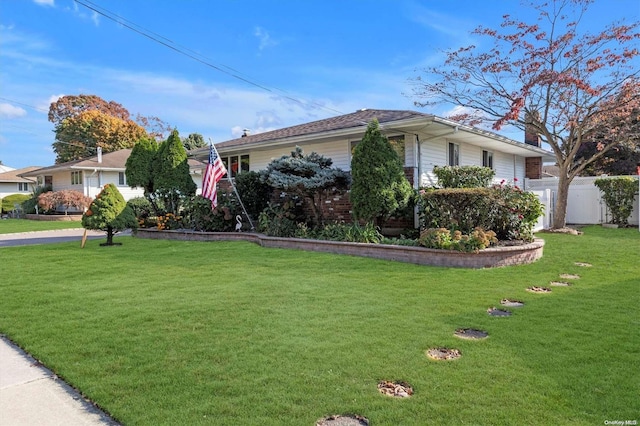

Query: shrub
2,194,31,214
184,191,243,232
418,227,497,252
20,186,51,214
258,198,305,237
594,177,638,226
127,197,153,219
305,222,383,244
433,165,495,188
234,171,272,221
418,183,543,241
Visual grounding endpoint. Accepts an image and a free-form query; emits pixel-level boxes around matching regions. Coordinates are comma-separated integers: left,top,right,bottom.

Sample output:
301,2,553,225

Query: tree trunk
106,226,114,245
552,174,570,229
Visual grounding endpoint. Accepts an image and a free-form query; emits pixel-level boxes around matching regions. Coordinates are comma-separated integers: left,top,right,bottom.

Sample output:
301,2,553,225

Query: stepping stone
559,274,580,280
487,307,512,316
574,262,592,267
316,415,369,426
426,347,461,360
526,286,552,293
500,299,524,307
550,281,571,287
377,380,413,398
454,328,489,340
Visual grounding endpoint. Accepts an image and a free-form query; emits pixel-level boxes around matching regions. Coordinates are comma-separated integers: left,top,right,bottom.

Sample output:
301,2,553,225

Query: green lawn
0,218,82,234
0,226,638,425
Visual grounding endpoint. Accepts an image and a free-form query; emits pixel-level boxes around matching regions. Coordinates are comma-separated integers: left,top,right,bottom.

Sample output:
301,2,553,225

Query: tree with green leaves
182,133,208,151
153,129,197,215
125,137,161,213
261,146,350,226
82,183,137,246
350,119,413,226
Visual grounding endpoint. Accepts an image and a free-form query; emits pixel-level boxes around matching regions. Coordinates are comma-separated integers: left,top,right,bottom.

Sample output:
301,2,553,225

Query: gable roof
19,148,207,177
20,149,134,176
0,167,40,183
191,108,554,161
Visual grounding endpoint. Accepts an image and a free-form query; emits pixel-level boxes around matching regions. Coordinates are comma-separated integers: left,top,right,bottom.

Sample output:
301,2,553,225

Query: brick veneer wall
525,157,542,179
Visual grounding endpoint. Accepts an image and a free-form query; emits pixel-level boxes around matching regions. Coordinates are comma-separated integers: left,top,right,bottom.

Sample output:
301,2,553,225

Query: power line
0,97,49,113
73,0,346,117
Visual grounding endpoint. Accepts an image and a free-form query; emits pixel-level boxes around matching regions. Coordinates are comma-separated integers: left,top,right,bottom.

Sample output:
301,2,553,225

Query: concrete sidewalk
0,336,119,425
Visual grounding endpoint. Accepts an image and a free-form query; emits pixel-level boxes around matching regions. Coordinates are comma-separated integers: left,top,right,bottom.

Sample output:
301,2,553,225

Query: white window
118,172,126,186
448,142,460,166
18,182,29,191
71,171,83,185
482,150,494,169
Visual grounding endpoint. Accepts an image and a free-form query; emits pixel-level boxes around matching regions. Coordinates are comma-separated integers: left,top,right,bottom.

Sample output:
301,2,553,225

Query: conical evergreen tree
350,119,412,226
82,183,137,245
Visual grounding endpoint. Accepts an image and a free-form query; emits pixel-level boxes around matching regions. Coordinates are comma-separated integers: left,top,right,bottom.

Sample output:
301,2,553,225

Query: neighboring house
20,148,206,203
191,109,555,224
0,166,39,199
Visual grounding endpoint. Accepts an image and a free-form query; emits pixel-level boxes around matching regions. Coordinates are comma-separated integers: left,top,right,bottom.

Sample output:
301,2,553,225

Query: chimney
524,112,541,147
97,146,102,163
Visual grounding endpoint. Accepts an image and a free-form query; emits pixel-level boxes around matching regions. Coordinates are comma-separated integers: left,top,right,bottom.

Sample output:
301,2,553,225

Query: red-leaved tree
411,0,640,229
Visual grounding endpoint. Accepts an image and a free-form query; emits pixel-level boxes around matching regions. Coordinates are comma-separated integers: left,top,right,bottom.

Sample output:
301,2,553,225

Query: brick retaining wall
136,229,544,269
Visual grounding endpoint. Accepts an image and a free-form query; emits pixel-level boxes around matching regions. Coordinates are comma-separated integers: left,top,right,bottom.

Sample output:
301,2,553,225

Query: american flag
201,144,227,208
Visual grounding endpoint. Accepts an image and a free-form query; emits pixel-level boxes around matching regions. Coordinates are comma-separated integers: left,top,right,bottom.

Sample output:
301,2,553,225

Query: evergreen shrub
433,165,495,188
594,177,638,226
418,182,543,241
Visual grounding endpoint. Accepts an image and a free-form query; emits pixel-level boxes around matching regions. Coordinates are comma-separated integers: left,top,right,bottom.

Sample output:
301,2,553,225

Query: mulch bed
487,307,512,317
316,414,369,426
426,347,461,360
526,286,552,293
500,299,524,307
377,380,414,398
559,274,581,280
454,328,489,339
550,281,571,287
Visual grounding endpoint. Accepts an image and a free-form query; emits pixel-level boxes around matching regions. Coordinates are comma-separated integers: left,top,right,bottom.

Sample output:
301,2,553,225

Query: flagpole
209,141,255,231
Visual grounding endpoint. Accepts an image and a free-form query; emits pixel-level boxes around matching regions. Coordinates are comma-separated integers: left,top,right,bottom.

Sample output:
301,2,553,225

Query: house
19,148,207,204
0,167,39,199
191,109,555,224
20,149,145,201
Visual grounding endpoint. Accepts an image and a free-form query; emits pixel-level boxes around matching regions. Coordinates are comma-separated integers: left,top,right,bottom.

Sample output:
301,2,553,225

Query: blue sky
1,0,638,168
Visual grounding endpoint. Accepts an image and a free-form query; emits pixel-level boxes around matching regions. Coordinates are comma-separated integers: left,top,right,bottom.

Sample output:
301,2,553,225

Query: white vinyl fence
525,175,640,227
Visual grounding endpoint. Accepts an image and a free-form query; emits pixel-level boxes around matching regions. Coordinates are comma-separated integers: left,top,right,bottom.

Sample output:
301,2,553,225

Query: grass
0,226,638,425
0,218,82,234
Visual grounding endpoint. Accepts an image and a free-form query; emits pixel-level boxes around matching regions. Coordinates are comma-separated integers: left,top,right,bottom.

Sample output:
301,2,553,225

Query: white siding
248,140,352,171
418,136,529,187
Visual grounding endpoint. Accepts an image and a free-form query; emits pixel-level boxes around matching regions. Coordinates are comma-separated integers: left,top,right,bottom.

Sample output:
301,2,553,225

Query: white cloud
33,0,55,7
0,103,27,119
254,26,277,51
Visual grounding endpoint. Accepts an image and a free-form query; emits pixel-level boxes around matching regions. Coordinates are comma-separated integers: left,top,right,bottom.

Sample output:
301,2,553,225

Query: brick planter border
25,213,82,222
136,229,544,269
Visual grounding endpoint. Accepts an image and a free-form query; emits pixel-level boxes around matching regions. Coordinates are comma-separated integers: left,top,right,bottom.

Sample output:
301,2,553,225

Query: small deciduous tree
37,190,92,214
261,146,350,226
411,0,640,229
350,119,413,226
82,184,137,246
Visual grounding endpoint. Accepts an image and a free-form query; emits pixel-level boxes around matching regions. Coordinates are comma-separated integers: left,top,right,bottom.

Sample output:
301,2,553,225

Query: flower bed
135,229,544,269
